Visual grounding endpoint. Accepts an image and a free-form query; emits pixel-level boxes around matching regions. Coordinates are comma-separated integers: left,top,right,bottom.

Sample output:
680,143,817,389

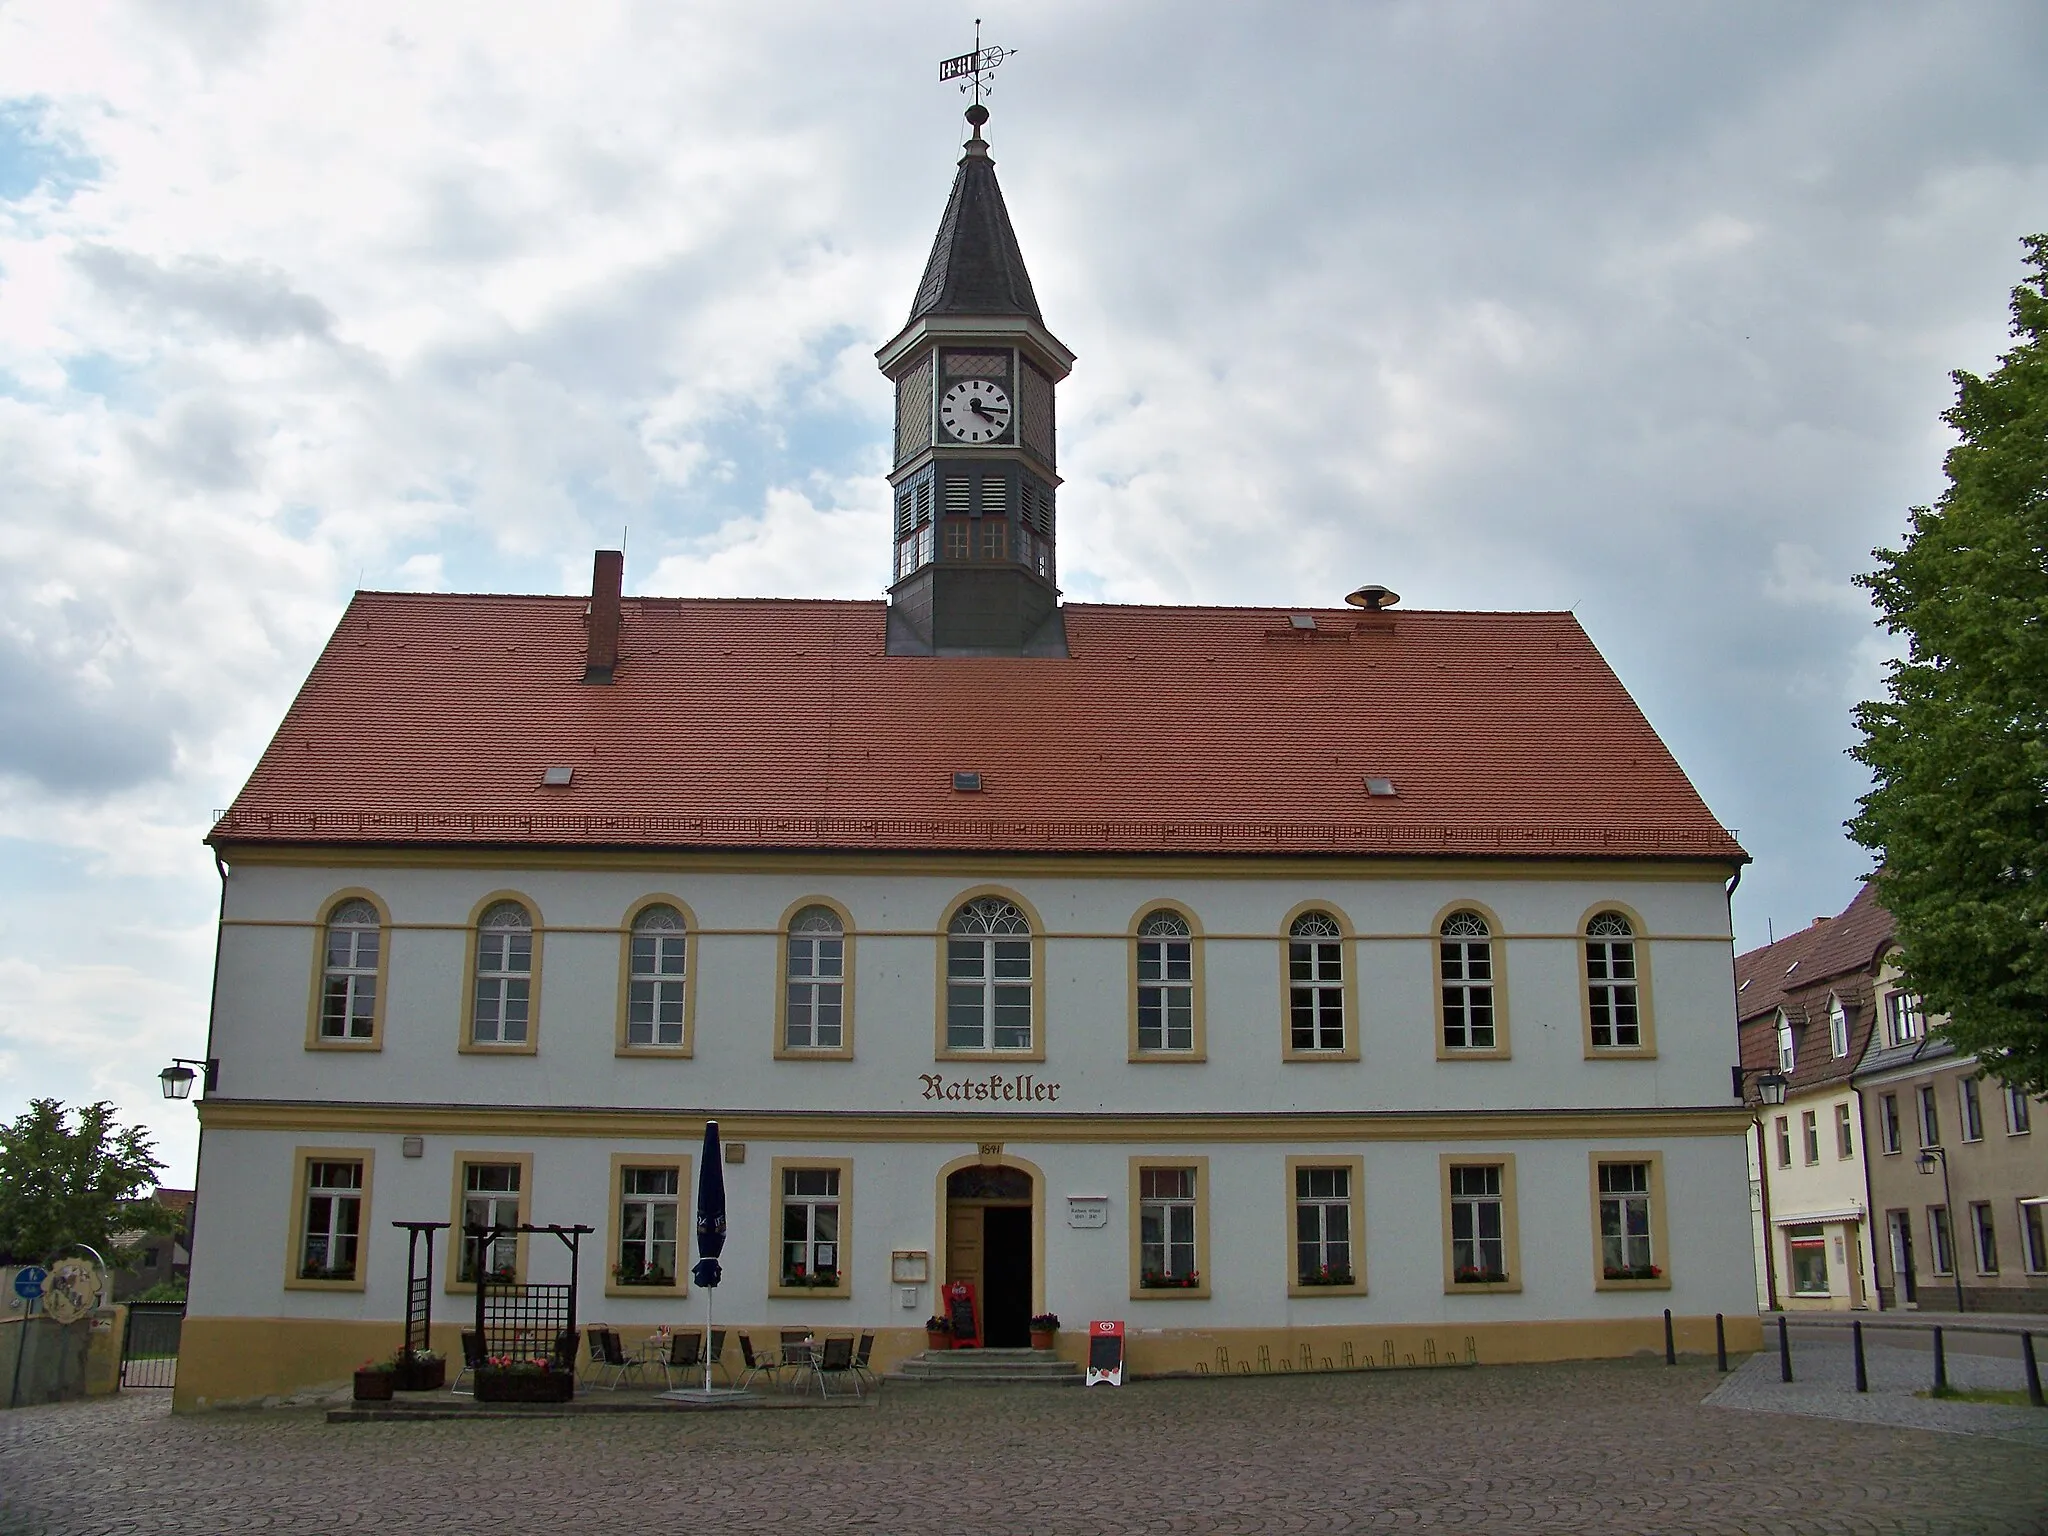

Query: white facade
179,850,1761,1404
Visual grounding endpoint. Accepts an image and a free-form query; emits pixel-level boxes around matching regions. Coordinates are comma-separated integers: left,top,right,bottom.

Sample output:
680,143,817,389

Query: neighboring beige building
1736,886,1889,1311
1857,949,2047,1312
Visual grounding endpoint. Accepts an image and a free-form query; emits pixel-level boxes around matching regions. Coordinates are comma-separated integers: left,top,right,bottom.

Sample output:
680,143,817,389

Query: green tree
1851,234,2048,1094
0,1099,178,1267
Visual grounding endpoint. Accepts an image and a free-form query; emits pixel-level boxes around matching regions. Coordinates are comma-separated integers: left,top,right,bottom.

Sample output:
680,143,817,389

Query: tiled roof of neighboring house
1734,881,1894,1024
210,595,1744,862
152,1188,195,1216
1735,881,1896,1099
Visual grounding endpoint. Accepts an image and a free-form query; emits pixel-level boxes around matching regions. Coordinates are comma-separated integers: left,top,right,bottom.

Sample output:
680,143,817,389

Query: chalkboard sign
945,1279,980,1347
1085,1320,1124,1387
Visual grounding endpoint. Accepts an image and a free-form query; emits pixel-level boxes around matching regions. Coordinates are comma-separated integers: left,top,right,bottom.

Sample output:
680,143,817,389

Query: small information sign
13,1266,47,1300
945,1279,980,1348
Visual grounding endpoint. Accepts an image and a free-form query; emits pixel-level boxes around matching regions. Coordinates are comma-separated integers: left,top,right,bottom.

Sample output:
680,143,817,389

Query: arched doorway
946,1164,1034,1347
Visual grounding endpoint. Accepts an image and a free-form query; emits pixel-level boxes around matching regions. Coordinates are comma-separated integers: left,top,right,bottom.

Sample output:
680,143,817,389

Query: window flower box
1297,1266,1356,1287
1453,1267,1509,1285
1140,1270,1201,1290
779,1268,841,1288
1602,1264,1663,1282
611,1265,676,1288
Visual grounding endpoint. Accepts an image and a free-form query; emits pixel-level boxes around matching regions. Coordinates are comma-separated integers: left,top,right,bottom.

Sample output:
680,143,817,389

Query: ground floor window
780,1167,841,1287
1788,1224,1829,1296
459,1162,523,1282
1927,1206,1955,1277
2022,1203,2048,1274
301,1160,363,1281
1449,1165,1507,1284
1294,1166,1353,1286
1597,1162,1657,1280
1139,1166,1199,1288
617,1166,680,1286
1970,1202,1998,1275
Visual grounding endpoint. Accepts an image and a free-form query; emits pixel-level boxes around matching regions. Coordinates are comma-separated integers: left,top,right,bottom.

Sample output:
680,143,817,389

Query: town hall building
176,103,1761,1407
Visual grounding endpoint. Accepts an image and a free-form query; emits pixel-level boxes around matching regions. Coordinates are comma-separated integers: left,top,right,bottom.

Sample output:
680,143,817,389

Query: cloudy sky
2,1,2043,1183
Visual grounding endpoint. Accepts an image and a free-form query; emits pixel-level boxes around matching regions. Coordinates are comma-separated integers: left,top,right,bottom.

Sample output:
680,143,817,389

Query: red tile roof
1734,881,1894,1025
211,594,1744,860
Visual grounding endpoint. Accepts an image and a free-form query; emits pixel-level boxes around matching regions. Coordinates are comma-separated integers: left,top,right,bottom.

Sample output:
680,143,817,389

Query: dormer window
1776,1010,1796,1073
1827,994,1849,1059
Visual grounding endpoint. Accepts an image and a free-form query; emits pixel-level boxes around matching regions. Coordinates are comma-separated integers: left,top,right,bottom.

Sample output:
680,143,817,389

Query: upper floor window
947,897,1032,1052
785,906,846,1051
2007,1085,2033,1136
1585,912,1641,1050
1288,912,1345,1053
320,900,380,1042
1918,1084,1940,1147
1884,987,1924,1048
1136,909,1195,1053
1775,1010,1796,1073
628,905,688,1049
1439,911,1495,1052
1836,1102,1855,1159
1879,1093,1902,1154
1960,1075,1985,1142
1827,994,1849,1060
472,902,532,1045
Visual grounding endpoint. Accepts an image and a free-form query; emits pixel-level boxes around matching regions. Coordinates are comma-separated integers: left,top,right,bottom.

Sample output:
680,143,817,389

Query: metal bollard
1852,1320,1867,1393
1715,1313,1727,1373
1932,1326,1948,1394
2023,1332,2043,1409
1664,1308,1675,1365
1778,1315,1792,1383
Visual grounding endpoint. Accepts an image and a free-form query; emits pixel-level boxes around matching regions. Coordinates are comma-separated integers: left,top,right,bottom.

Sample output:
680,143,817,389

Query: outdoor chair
599,1327,658,1389
585,1326,613,1385
851,1331,878,1391
816,1334,860,1398
551,1330,579,1373
736,1332,779,1391
661,1330,703,1390
450,1330,486,1395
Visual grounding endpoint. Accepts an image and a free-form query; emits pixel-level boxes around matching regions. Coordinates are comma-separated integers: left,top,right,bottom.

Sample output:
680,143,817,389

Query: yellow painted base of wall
173,1312,1764,1411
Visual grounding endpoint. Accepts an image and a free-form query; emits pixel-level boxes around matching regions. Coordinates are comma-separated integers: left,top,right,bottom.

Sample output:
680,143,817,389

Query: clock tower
879,102,1074,657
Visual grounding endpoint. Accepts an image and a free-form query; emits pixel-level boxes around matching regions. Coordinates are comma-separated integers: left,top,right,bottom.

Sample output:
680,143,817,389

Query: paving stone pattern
4,1359,2045,1536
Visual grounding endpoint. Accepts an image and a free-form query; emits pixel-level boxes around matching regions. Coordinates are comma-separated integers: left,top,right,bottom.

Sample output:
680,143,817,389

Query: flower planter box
1029,1330,1056,1351
352,1370,395,1402
925,1332,952,1352
392,1356,446,1392
475,1368,574,1404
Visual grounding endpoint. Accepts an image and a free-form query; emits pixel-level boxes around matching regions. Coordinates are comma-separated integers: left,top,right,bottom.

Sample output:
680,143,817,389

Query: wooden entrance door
945,1164,1034,1348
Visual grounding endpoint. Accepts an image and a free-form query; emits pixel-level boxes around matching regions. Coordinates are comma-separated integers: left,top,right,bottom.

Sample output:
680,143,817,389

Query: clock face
939,378,1012,443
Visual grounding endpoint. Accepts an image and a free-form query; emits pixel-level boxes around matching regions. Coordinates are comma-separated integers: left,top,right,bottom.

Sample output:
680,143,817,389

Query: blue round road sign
14,1265,47,1299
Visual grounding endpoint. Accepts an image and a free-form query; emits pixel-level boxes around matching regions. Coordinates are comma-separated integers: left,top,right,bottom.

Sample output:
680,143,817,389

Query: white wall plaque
1067,1196,1109,1229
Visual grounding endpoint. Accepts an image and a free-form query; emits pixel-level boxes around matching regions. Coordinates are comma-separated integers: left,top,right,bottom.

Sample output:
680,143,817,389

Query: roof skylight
1364,778,1397,797
541,766,574,787
952,771,983,792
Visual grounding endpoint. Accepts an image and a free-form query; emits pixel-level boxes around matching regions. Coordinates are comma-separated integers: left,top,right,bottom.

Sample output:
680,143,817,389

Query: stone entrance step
890,1347,1082,1386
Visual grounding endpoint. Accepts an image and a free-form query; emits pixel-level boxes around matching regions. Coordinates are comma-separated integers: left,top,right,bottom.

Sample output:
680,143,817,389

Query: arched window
628,905,688,1048
320,899,380,1041
1289,911,1345,1052
1136,909,1194,1053
947,897,1032,1052
1827,994,1849,1060
785,906,845,1051
1439,910,1495,1051
1585,911,1640,1049
1776,1009,1796,1072
472,901,533,1045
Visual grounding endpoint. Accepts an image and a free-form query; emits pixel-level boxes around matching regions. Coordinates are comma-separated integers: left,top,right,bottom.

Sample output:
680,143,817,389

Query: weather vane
938,18,1011,117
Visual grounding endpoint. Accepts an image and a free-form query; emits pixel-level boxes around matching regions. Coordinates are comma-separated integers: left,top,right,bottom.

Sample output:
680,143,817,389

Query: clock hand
970,400,1005,422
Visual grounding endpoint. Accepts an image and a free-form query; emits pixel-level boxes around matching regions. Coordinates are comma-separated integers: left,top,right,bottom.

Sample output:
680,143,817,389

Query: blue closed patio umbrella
691,1119,727,1393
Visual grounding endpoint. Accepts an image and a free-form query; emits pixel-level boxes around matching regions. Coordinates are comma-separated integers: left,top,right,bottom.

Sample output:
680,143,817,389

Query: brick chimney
584,549,623,684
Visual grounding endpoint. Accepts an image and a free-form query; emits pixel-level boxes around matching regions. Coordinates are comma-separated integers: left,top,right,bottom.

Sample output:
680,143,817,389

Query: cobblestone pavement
1709,1336,2048,1447
5,1359,2045,1536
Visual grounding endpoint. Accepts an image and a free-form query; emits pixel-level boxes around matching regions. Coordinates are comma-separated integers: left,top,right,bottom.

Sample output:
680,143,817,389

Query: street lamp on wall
158,1057,219,1100
1732,1066,1791,1106
1915,1145,1967,1314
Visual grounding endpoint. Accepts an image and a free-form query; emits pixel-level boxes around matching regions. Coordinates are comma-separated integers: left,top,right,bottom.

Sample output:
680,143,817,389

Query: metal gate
120,1302,184,1388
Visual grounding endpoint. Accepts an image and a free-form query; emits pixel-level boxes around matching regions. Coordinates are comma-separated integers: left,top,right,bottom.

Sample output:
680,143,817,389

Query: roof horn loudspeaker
1345,585,1400,612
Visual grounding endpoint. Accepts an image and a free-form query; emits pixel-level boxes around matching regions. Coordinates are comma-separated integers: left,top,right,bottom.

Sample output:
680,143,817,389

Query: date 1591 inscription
920,1072,1060,1103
